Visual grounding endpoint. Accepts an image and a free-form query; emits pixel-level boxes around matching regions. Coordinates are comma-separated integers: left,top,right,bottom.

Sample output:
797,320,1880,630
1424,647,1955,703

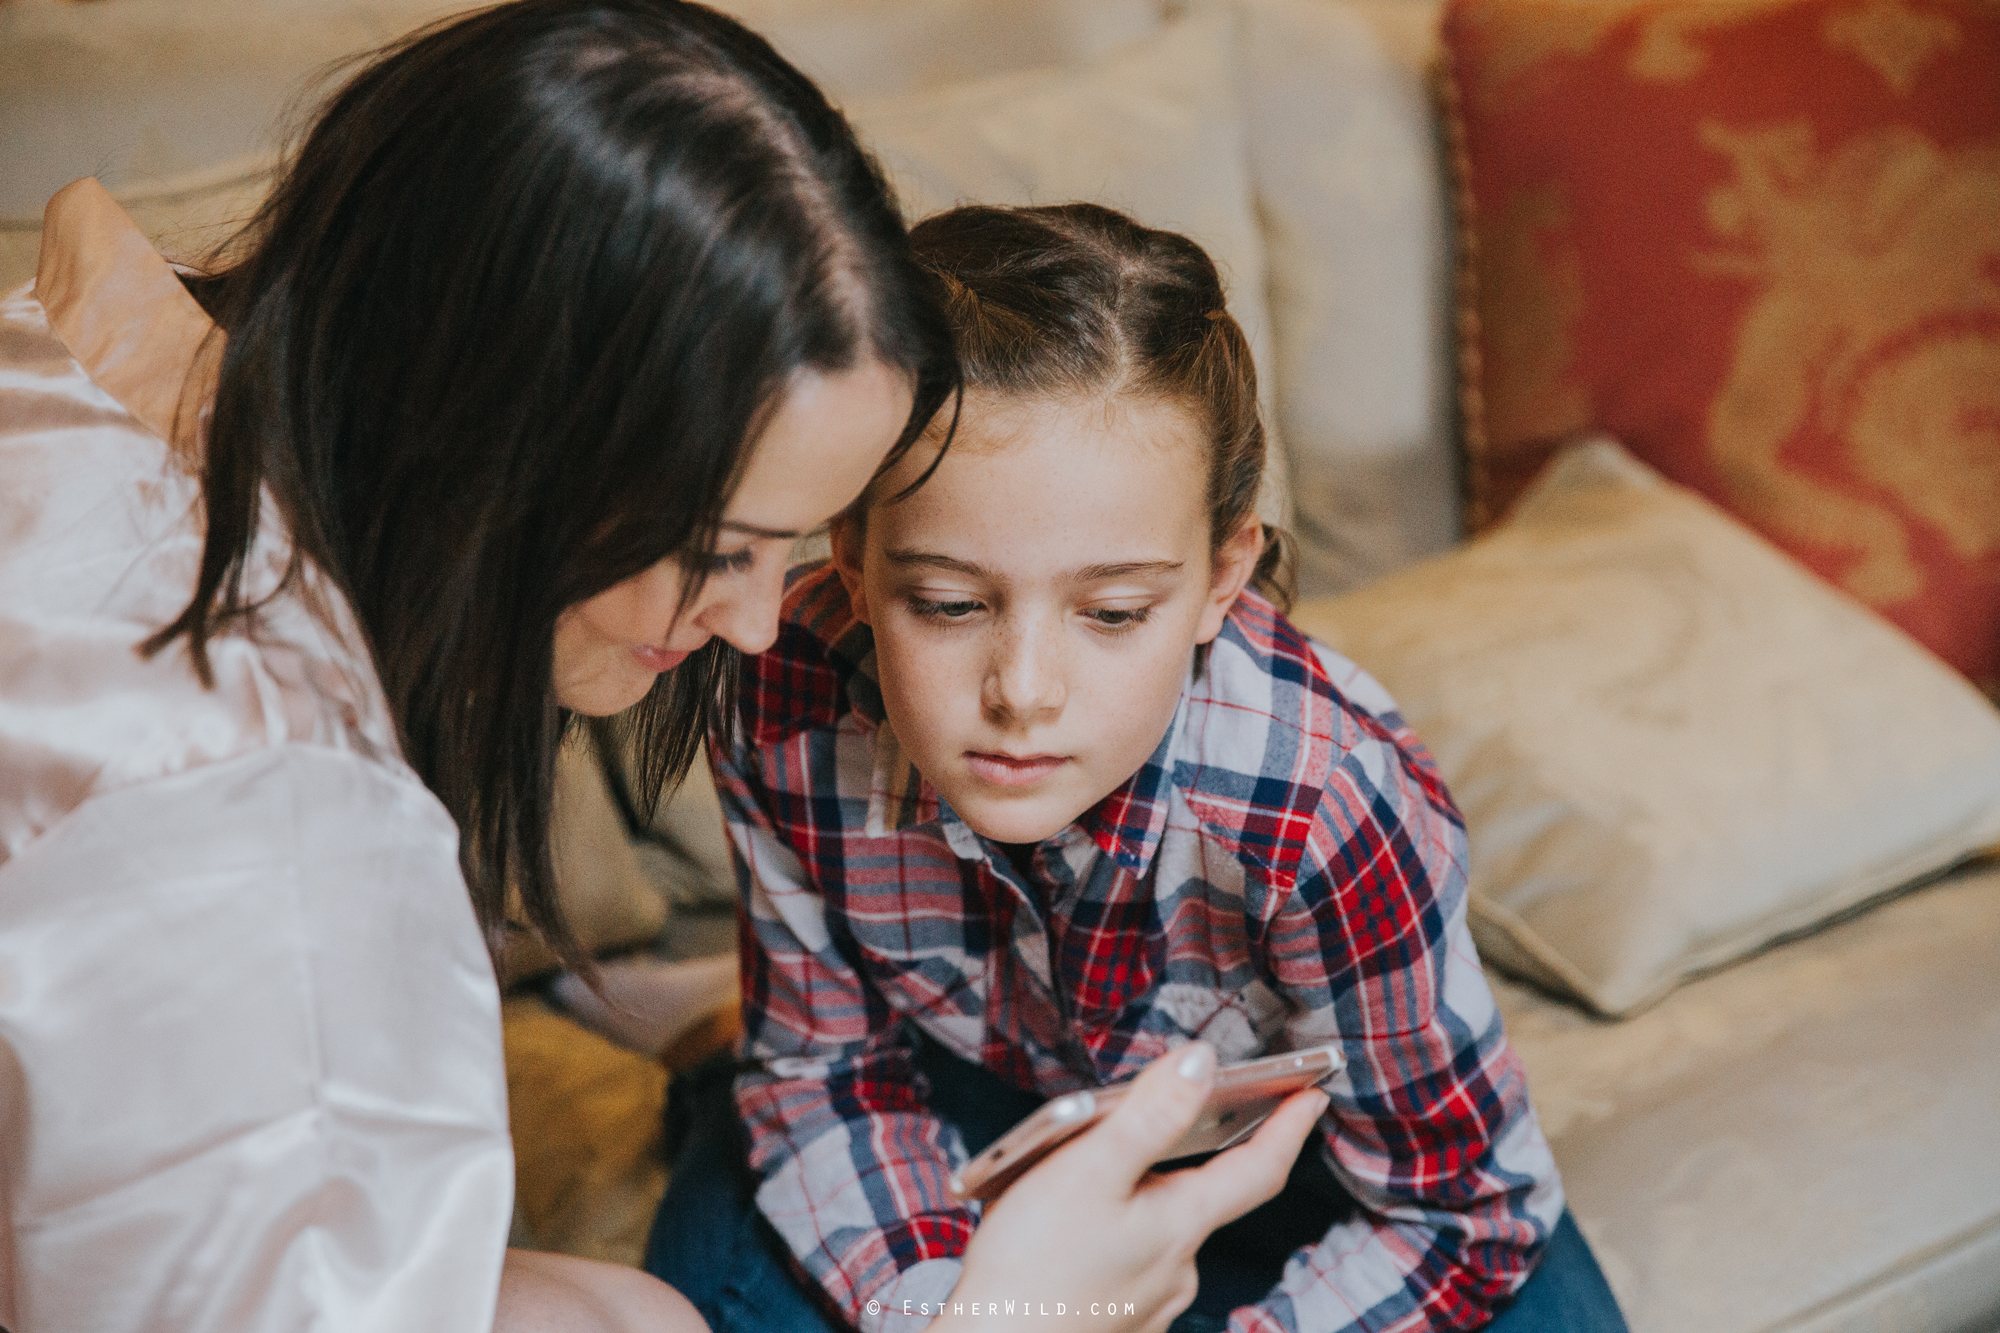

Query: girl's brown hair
902,202,1290,608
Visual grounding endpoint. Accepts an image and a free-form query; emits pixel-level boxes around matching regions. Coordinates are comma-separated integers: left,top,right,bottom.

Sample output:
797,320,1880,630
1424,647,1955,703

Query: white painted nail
1177,1043,1217,1080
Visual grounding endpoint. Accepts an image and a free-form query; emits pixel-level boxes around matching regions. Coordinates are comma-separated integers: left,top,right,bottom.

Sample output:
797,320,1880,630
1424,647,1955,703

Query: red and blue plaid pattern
722,565,1563,1333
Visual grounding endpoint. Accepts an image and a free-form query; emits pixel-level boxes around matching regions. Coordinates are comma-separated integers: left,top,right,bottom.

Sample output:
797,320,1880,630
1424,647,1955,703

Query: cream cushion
1236,0,1460,595
843,5,1290,528
0,0,485,286
714,0,1164,99
0,0,1170,286
0,0,474,214
1292,440,2000,1015
1500,862,2000,1333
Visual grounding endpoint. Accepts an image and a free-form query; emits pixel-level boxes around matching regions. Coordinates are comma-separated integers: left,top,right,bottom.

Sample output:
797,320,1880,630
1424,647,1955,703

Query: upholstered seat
1500,864,2000,1333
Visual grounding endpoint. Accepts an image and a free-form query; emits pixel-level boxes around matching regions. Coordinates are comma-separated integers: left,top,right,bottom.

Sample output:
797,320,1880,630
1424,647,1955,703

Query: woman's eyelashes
699,546,758,575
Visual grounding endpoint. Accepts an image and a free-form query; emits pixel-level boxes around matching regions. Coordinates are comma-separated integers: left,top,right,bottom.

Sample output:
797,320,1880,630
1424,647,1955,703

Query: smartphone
948,1044,1343,1203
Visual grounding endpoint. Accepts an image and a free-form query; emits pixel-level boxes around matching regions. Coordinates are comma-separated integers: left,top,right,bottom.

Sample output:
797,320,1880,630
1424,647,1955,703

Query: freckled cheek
1079,640,1186,754
880,630,983,739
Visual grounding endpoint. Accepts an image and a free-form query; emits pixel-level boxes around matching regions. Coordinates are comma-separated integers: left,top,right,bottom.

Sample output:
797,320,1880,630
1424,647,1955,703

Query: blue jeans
645,1042,1627,1333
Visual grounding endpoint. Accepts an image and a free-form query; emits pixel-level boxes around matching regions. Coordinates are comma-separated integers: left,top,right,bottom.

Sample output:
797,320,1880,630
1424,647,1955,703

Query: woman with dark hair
0,1,1318,1330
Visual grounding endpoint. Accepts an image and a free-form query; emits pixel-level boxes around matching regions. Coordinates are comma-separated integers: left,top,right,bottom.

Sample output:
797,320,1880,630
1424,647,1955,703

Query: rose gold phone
948,1044,1343,1203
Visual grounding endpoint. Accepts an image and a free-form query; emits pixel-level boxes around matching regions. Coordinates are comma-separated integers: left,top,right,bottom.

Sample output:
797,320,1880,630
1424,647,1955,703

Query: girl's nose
982,617,1066,724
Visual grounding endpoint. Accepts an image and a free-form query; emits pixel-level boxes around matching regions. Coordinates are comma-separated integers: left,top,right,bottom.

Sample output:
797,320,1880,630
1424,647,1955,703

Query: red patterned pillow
1442,0,2000,691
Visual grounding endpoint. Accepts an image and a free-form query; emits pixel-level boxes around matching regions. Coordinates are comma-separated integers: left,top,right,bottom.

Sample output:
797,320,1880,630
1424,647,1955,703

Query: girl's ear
831,511,874,625
1194,516,1264,645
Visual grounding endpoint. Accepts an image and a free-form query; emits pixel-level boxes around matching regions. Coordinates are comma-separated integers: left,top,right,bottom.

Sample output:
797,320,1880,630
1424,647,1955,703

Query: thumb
1150,1086,1329,1232
1054,1043,1218,1191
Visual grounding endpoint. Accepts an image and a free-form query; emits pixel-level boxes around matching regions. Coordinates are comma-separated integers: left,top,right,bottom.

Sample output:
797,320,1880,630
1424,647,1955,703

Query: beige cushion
1292,439,2000,1015
1499,863,2000,1333
1237,0,1461,596
500,737,669,986
843,4,1290,530
622,742,741,915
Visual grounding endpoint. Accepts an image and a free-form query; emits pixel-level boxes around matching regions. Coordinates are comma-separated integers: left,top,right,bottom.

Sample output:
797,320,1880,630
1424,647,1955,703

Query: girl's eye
908,596,984,621
1086,606,1151,629
700,547,757,575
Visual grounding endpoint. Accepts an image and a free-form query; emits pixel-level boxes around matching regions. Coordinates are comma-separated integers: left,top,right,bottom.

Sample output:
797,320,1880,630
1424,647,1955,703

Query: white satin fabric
0,181,512,1332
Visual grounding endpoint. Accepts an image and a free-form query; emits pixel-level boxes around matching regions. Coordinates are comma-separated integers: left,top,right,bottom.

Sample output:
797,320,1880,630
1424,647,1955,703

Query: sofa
5,0,1998,1330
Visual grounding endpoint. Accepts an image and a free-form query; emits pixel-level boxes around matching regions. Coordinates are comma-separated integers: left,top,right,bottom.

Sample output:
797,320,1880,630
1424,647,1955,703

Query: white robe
0,179,512,1332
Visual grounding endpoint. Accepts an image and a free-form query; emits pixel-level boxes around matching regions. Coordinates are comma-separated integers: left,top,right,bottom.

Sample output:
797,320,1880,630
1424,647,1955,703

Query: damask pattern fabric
1441,0,2000,691
718,564,1563,1333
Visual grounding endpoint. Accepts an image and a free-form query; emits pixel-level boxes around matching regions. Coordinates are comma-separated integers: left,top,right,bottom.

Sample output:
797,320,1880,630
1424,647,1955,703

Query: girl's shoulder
1180,592,1456,876
1206,590,1404,739
736,560,880,748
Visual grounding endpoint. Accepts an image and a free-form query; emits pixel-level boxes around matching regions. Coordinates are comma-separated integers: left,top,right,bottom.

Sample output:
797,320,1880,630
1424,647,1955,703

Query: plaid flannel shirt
721,564,1562,1333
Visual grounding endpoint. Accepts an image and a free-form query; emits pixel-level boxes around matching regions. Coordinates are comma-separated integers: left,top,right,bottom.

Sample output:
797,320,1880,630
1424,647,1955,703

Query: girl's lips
631,645,692,674
965,751,1068,787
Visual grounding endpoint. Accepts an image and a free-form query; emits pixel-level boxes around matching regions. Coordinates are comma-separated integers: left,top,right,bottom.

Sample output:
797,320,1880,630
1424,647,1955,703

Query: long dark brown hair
151,0,957,969
901,203,1289,606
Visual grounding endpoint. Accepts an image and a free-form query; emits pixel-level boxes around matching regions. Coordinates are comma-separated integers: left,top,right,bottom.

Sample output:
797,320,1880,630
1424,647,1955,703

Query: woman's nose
982,617,1066,724
698,564,785,656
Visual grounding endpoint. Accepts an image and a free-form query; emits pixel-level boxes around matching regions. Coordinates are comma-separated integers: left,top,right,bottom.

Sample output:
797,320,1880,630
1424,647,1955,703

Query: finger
1155,1086,1329,1231
1050,1043,1218,1192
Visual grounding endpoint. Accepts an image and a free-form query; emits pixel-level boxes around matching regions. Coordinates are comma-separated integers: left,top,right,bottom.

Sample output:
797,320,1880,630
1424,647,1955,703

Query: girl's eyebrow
885,549,987,576
884,549,1183,582
1072,560,1184,581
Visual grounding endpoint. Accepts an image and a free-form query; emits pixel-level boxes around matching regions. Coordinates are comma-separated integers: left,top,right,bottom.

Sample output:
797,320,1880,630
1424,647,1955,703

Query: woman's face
553,360,914,716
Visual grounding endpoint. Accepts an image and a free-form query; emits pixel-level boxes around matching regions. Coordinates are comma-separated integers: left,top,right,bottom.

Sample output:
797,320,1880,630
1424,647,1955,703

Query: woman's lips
964,752,1068,787
631,645,692,674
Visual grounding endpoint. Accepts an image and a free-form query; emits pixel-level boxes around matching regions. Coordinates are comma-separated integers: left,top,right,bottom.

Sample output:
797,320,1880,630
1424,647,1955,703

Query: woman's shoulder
0,278,414,877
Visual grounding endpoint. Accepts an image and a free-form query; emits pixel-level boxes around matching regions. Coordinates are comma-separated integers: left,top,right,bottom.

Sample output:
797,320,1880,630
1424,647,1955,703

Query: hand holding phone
950,1045,1343,1203
934,1044,1331,1333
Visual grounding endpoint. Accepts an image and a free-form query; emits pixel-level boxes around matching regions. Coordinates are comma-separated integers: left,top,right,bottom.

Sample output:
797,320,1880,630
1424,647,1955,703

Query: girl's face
554,360,913,716
836,390,1263,845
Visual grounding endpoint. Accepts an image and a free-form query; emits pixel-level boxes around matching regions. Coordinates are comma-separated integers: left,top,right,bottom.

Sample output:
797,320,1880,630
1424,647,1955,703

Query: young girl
634,204,1623,1333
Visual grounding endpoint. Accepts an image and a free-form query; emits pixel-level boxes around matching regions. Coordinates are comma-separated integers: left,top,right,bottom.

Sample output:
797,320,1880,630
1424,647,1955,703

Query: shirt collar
1077,682,1186,874
35,178,221,460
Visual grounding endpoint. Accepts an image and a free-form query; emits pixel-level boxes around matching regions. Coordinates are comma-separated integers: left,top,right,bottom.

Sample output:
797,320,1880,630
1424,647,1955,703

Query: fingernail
1177,1043,1217,1080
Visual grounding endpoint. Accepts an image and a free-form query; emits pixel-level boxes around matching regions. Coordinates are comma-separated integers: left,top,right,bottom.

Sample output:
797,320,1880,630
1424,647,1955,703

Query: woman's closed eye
698,547,758,575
